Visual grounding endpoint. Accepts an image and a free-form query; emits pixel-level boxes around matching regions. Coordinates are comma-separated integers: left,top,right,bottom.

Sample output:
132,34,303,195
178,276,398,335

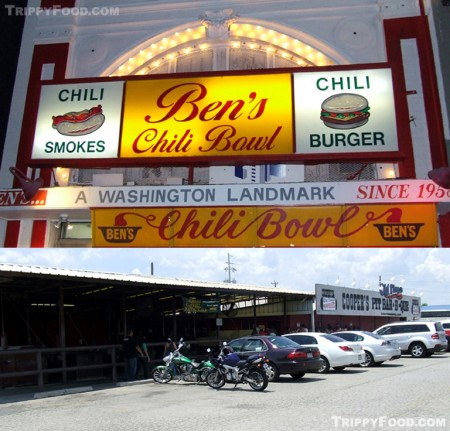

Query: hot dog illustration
52,105,105,136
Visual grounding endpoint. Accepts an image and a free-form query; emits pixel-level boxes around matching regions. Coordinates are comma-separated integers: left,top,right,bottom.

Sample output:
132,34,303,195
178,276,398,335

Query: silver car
374,321,448,358
283,332,365,373
332,330,401,367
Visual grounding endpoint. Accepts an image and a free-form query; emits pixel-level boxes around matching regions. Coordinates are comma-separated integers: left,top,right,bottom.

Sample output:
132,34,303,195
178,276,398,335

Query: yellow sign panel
92,204,437,247
120,74,293,158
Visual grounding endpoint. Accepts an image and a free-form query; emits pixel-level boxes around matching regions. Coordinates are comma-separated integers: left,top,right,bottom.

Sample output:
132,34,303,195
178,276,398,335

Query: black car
227,335,322,381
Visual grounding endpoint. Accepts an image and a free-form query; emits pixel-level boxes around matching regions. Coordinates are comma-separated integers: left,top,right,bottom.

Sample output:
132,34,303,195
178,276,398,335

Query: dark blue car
227,335,322,381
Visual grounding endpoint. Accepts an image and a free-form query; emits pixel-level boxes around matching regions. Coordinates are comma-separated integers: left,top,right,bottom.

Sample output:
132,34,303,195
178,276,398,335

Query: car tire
318,356,330,373
290,372,305,380
265,361,280,382
409,342,427,358
360,350,374,367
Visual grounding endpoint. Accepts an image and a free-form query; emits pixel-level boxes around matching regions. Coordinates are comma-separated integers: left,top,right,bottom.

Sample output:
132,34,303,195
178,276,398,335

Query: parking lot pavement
1,354,449,431
0,379,147,405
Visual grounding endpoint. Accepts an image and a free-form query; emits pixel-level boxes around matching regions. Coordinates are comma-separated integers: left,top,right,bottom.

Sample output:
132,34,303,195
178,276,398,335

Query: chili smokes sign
32,82,124,159
30,67,398,163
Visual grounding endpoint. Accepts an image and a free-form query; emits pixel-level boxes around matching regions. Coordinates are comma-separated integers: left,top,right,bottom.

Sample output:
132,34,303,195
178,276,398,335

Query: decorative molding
377,0,420,19
199,9,239,39
34,25,73,43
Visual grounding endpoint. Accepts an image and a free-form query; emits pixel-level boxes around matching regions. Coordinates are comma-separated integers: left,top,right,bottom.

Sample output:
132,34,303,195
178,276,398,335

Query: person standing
122,329,143,381
163,338,178,374
136,335,151,379
163,338,177,358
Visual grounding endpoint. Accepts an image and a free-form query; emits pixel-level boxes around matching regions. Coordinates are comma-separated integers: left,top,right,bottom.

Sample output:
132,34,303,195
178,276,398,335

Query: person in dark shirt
136,335,151,380
122,329,143,381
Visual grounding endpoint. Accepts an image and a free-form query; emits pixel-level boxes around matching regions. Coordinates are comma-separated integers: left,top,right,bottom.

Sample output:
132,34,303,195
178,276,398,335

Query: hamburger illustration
320,93,370,129
52,105,105,136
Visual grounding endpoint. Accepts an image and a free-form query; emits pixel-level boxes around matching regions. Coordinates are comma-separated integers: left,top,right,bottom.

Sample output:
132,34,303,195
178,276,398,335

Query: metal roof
421,305,450,311
0,263,313,297
0,263,315,348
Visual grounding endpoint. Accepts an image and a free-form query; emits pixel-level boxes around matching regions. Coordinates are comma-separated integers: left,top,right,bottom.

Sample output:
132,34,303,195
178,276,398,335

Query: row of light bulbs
109,23,334,77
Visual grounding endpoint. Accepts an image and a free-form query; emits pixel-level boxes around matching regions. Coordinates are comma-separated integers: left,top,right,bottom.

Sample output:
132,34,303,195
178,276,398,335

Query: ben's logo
374,208,424,241
0,190,47,206
98,212,142,243
379,283,403,300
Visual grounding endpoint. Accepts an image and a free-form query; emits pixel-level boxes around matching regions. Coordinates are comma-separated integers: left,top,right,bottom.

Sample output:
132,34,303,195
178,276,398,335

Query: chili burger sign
293,68,398,154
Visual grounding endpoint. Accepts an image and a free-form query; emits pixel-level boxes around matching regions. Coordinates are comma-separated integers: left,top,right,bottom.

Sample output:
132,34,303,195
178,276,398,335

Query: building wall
430,0,450,160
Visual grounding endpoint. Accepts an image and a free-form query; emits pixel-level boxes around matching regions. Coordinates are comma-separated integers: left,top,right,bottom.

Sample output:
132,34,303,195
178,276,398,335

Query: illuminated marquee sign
30,67,399,164
91,203,437,247
120,74,293,159
316,284,421,318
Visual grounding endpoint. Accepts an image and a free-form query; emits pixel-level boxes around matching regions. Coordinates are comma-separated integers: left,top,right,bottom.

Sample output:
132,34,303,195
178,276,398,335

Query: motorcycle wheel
151,367,172,384
206,369,226,389
246,369,269,391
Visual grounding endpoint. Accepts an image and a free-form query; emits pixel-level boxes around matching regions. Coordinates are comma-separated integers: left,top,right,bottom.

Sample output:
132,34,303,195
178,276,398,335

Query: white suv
374,321,448,358
437,319,450,352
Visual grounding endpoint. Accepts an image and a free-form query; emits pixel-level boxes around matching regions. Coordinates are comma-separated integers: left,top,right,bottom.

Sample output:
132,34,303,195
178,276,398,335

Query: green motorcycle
151,338,214,383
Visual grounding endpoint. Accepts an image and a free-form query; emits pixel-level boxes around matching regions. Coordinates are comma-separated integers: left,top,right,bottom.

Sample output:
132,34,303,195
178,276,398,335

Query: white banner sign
0,179,449,211
316,283,421,318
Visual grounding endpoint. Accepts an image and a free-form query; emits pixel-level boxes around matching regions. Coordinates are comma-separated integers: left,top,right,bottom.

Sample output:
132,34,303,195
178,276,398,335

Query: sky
0,248,449,305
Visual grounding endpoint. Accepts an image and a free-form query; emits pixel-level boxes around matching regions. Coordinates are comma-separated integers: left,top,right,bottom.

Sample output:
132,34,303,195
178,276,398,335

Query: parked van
374,321,448,358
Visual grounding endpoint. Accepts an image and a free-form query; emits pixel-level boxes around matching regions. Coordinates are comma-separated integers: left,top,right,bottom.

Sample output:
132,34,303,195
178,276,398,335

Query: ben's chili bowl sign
119,74,293,158
30,69,398,163
92,204,437,247
32,81,124,160
293,68,398,154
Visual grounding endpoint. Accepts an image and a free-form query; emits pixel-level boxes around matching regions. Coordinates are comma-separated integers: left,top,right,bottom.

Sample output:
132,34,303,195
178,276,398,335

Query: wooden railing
0,340,218,390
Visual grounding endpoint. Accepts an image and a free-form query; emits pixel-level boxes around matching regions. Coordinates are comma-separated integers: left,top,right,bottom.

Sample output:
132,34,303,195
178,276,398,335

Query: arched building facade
0,0,449,247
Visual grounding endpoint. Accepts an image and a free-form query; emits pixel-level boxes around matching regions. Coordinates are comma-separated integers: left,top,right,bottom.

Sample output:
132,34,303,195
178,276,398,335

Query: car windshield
363,331,384,340
319,334,346,343
434,322,444,331
267,336,301,348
